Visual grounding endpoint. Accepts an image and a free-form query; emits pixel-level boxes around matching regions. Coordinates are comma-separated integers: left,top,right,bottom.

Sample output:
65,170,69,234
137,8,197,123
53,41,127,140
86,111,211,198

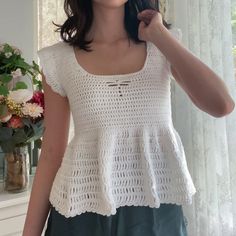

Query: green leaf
21,117,32,127
0,85,9,96
0,74,12,84
32,60,41,74
12,128,28,144
3,44,13,52
15,59,31,71
0,104,8,117
25,128,34,138
13,81,28,90
26,120,44,142
34,138,42,149
32,77,42,91
0,141,15,153
32,120,44,135
32,77,38,86
0,62,13,72
0,127,13,141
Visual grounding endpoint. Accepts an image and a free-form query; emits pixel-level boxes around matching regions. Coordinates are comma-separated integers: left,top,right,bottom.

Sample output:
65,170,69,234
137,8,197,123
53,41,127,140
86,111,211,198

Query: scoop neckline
71,41,150,79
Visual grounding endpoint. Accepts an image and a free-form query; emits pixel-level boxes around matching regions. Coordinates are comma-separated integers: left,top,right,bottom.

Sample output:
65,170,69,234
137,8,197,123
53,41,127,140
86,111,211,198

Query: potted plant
0,43,44,193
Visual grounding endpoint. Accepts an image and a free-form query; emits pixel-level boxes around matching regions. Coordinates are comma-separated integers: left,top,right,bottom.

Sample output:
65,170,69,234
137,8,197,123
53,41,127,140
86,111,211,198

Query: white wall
0,0,38,63
0,0,38,176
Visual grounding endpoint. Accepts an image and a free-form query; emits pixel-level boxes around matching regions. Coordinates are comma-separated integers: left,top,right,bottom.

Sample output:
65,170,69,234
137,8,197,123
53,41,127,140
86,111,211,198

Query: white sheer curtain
38,0,66,48
38,1,74,142
38,1,236,235
167,0,236,235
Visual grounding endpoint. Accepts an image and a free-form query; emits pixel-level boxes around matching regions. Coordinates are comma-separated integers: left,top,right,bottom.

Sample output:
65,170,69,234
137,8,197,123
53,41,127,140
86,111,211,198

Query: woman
23,0,235,236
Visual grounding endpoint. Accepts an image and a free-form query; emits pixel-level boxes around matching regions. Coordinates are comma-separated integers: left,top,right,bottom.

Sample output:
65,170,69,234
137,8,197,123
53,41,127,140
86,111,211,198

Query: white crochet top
37,27,196,218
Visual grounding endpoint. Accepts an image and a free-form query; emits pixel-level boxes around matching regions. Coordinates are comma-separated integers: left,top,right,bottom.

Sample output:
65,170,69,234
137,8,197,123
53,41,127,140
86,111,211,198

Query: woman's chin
93,0,128,9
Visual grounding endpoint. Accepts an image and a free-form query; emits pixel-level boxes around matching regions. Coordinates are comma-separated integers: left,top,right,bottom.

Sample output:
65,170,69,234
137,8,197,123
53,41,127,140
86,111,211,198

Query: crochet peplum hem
50,195,197,218
49,124,197,218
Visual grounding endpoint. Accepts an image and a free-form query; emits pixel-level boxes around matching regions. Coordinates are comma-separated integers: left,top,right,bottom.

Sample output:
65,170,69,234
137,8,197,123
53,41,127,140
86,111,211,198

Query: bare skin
22,74,71,236
74,0,147,76
23,1,235,235
73,37,147,76
138,9,235,117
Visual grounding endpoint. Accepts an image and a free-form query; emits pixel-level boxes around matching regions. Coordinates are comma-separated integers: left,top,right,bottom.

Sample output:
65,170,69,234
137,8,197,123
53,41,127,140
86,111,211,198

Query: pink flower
7,116,24,128
29,91,44,110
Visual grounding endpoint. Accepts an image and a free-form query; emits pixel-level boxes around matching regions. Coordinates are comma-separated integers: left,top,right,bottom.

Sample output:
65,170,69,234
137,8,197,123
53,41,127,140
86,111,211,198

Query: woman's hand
137,9,163,42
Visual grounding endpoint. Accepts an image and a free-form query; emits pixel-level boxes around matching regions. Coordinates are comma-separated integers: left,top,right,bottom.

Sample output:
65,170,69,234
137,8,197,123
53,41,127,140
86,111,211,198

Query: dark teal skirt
44,203,188,236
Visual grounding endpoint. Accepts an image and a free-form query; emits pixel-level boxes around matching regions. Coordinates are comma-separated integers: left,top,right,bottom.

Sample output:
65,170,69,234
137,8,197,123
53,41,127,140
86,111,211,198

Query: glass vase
4,145,30,193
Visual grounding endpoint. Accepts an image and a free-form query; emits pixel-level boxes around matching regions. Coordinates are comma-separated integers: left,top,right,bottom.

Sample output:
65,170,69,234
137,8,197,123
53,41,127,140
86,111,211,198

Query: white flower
11,46,22,55
5,52,12,58
11,68,22,79
22,103,44,118
13,48,21,55
8,89,33,103
0,45,4,53
0,113,12,123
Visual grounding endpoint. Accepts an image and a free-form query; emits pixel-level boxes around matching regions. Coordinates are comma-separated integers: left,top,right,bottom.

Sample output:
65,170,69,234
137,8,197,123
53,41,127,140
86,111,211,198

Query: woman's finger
138,11,156,19
137,15,153,23
137,12,154,19
138,9,157,15
138,12,155,19
137,11,157,21
138,18,151,26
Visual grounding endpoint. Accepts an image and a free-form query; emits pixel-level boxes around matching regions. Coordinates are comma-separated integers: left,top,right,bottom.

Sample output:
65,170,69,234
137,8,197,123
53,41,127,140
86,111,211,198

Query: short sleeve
37,46,67,97
165,27,183,81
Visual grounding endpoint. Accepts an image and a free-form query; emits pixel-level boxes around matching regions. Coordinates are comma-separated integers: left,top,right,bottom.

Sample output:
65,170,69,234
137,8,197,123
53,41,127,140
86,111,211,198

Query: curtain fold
167,0,236,235
38,0,66,49
38,1,74,142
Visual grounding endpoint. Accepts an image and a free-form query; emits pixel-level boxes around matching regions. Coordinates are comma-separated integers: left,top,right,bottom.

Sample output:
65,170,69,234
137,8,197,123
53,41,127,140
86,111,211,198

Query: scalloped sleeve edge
37,48,67,97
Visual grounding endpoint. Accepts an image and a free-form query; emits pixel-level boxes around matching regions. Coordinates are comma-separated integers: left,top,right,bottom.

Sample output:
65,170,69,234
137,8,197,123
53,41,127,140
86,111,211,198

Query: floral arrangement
0,43,44,153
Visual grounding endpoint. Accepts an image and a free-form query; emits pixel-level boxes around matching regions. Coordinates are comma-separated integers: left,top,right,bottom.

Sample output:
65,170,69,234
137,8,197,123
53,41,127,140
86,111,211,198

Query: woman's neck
86,3,129,43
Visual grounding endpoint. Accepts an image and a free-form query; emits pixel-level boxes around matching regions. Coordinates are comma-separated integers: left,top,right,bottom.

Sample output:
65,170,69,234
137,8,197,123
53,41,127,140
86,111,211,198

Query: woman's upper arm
166,27,183,81
170,65,202,108
40,72,70,163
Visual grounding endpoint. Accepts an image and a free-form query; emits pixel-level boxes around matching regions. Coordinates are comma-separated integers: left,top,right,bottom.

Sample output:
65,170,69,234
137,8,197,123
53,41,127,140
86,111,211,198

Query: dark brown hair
54,0,171,51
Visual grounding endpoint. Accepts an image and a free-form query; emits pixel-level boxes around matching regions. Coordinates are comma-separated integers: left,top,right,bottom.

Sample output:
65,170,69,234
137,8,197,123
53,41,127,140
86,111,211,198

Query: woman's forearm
150,24,235,117
22,153,62,236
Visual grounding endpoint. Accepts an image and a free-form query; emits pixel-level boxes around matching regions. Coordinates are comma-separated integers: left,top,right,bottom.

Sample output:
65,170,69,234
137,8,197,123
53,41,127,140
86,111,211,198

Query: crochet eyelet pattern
37,27,196,218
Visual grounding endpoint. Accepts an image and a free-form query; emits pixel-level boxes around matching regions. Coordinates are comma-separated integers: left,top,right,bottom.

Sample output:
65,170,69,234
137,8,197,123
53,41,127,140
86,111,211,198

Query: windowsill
0,175,42,235
0,175,34,210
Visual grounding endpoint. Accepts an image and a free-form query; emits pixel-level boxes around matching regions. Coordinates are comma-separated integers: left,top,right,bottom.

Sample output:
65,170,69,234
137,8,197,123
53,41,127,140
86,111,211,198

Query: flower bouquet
0,43,44,192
